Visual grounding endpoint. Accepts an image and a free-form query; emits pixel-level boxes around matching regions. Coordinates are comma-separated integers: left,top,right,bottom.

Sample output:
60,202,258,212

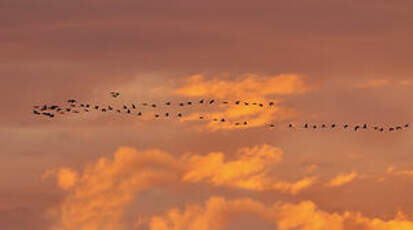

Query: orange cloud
175,74,311,98
356,79,391,88
46,145,314,230
387,166,413,177
149,196,413,230
326,172,358,187
174,74,310,130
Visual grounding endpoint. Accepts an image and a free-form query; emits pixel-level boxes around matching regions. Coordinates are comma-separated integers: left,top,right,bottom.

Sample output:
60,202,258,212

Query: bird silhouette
102,108,107,112
165,112,169,117
244,121,248,125
187,101,192,105
132,104,136,109
269,102,275,106
199,99,204,104
67,99,76,103
177,113,182,117
244,102,249,106
332,124,336,128
41,105,47,111
344,124,349,129
179,102,184,106
396,126,402,130
389,127,395,132
362,124,367,129
405,124,409,128
155,114,160,118
269,124,275,128
33,110,40,115
166,102,171,106
108,106,113,110
354,125,360,131
289,124,293,128
304,123,308,128
221,118,226,122
235,101,240,105
322,124,326,128
151,104,157,108
209,99,215,104
313,125,317,129
137,111,142,116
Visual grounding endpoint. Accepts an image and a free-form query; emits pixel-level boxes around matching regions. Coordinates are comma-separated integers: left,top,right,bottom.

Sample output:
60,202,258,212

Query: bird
142,103,148,106
244,121,248,125
199,99,204,104
269,124,275,128
321,124,326,128
155,114,160,118
94,105,99,110
166,102,171,106
127,109,131,114
177,113,182,117
123,105,127,110
41,105,48,111
179,102,184,107
331,124,336,128
80,104,85,107
396,126,402,130
304,123,308,128
86,104,90,108
221,118,226,122
102,108,107,112
33,110,40,115
209,99,215,104
269,102,275,106
132,104,136,109
107,106,113,110
222,101,229,104
259,103,263,107
313,125,317,129
165,112,169,117
354,125,360,131
235,122,240,126
389,127,395,132
244,102,249,106
379,128,384,132
199,116,204,119
213,118,218,121
374,126,378,130
252,102,257,106
137,112,142,116
362,124,367,129
405,123,409,128
66,108,71,112
187,101,192,105
235,101,240,105
117,109,121,113
49,105,59,110
67,99,77,103
84,109,89,112
289,124,293,128
151,104,157,108
344,124,349,129
110,92,120,98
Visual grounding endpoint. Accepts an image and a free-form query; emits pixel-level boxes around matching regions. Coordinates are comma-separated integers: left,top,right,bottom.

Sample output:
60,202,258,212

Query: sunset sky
1,1,413,230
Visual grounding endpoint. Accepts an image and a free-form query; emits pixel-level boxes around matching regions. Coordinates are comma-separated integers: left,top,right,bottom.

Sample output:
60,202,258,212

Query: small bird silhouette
33,110,40,115
304,123,308,128
354,125,360,131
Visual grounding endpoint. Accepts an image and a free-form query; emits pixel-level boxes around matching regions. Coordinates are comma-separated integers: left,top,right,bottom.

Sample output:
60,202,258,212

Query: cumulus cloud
326,172,358,187
46,145,313,230
149,196,413,230
173,74,311,130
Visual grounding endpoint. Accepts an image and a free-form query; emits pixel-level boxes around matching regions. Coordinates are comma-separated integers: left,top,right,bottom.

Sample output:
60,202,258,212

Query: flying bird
33,110,40,115
209,99,215,104
354,125,360,131
304,123,308,128
235,101,240,105
199,99,204,104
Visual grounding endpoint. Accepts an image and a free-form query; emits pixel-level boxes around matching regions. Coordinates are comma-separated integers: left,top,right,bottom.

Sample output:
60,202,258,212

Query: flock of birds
32,92,409,132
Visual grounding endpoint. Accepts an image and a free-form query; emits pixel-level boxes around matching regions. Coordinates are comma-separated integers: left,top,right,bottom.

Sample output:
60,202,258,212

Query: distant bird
289,124,293,128
321,124,326,128
84,109,89,112
137,112,142,116
123,105,127,110
313,125,317,129
177,113,182,117
132,104,136,109
222,101,228,104
259,103,263,107
235,122,240,126
209,99,215,104
142,103,148,106
187,101,192,105
389,127,395,132
354,125,360,131
405,123,409,128
127,109,131,114
110,92,120,98
80,104,85,107
117,109,121,113
41,105,47,111
94,105,99,110
66,108,71,112
33,110,40,115
166,102,171,106
379,128,384,132
199,99,204,104
269,102,275,106
49,105,59,110
235,101,240,105
374,126,378,130
304,123,308,128
151,104,157,108
56,108,62,112
199,116,204,119
86,104,90,108
165,112,169,117
396,126,402,130
269,124,275,128
108,106,113,110
244,121,248,125
252,102,257,106
362,124,367,129
179,102,184,106
221,118,226,122
344,124,349,129
331,124,336,128
155,114,160,118
102,108,107,112
244,102,249,106
67,99,76,103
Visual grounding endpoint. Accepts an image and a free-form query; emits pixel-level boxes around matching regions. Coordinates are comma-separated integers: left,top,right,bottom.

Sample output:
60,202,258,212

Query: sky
1,1,413,229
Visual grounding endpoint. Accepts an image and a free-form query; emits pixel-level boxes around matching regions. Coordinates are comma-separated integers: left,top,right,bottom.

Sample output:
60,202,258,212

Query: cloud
356,79,391,89
175,74,311,98
387,166,413,177
149,196,413,230
46,145,313,230
326,172,358,187
173,74,310,130
42,168,79,190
